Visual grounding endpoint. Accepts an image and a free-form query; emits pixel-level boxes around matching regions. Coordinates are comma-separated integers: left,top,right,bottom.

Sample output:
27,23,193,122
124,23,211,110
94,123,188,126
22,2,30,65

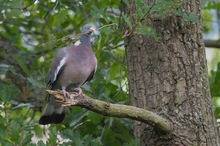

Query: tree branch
47,90,172,133
204,40,220,48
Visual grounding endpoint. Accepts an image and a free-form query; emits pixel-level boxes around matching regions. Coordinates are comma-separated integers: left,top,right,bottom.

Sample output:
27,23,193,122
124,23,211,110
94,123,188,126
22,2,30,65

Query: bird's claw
72,88,83,97
57,89,70,101
55,89,79,106
55,95,78,106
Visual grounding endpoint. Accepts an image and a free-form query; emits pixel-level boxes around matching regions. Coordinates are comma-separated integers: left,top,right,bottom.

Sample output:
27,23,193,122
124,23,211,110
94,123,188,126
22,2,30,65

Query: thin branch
43,0,59,35
96,23,118,31
22,0,37,11
204,40,220,48
122,0,156,38
47,90,172,133
37,24,118,48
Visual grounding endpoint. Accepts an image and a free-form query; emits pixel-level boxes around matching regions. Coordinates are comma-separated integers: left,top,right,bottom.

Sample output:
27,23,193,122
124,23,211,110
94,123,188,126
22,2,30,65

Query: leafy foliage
202,10,214,33
0,0,131,145
203,2,220,10
134,25,157,40
209,53,220,124
121,0,199,37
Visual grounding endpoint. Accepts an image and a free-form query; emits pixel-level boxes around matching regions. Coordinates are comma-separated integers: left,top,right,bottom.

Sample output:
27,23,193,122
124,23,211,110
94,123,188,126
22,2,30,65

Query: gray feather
46,48,66,88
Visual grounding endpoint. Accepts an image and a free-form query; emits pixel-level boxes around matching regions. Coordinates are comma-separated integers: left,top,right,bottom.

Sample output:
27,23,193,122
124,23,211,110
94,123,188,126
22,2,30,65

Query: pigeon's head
81,24,95,35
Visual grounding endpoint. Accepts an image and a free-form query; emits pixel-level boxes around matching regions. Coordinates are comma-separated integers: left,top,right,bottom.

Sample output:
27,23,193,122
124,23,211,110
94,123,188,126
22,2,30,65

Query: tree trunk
122,1,220,145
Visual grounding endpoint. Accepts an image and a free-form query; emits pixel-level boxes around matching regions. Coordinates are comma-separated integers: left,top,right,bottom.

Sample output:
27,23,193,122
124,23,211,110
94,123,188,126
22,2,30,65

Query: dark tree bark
122,0,220,145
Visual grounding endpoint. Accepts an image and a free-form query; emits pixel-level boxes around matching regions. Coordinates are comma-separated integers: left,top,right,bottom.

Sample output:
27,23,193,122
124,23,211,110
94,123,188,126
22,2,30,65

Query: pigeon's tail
39,100,65,125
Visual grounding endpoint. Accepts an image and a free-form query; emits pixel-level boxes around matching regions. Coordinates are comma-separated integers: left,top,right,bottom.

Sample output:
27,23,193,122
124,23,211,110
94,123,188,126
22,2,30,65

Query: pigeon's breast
56,45,96,89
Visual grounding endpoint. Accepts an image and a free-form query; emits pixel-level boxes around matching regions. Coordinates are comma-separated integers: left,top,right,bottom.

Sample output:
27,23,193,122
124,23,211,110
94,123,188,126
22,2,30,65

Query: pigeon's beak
89,27,96,32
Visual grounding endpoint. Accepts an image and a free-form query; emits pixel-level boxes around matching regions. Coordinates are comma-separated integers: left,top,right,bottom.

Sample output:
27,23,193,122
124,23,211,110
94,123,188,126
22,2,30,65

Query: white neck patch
74,40,81,46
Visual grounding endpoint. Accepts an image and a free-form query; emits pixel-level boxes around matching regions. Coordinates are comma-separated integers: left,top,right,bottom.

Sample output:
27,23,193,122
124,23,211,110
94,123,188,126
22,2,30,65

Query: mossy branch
46,90,172,133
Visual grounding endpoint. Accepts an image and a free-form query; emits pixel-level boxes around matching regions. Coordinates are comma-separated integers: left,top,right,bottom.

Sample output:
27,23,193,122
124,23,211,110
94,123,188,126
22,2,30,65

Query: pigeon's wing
45,48,67,89
84,69,95,83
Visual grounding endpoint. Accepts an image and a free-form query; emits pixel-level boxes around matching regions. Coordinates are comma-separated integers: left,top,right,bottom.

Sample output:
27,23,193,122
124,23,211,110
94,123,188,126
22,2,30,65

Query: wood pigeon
39,24,97,125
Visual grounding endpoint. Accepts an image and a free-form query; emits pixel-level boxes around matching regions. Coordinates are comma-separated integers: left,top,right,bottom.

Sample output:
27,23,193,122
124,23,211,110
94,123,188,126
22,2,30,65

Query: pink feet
73,88,83,97
62,89,70,101
58,88,82,101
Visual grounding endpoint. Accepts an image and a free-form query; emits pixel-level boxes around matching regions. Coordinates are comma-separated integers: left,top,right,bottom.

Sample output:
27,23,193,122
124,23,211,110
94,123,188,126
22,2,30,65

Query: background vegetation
0,0,219,145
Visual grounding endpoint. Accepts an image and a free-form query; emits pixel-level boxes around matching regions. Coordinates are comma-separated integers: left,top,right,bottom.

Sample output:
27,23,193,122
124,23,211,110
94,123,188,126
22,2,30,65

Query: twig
204,40,220,49
122,0,156,38
37,24,118,48
22,0,37,11
96,23,118,31
37,33,77,48
46,90,172,133
43,0,59,35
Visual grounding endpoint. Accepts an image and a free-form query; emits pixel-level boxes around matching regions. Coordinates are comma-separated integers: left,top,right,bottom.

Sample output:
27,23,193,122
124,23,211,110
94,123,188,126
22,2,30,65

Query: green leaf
37,140,47,146
0,121,7,140
33,125,44,138
134,25,157,38
186,14,199,22
47,127,58,145
88,111,104,124
100,27,114,35
203,2,220,10
8,121,20,143
61,129,83,145
11,0,22,8
122,140,140,146
108,62,120,81
111,48,125,63
102,125,120,146
91,5,105,19
5,0,22,18
113,120,133,142
122,13,132,29
11,103,33,110
70,109,88,127
122,0,130,7
14,56,30,75
0,84,19,102
0,115,6,126
164,0,181,8
6,9,22,18
151,0,166,12
135,0,144,9
82,135,102,146
202,10,213,33
53,9,68,26
21,133,33,146
27,76,45,88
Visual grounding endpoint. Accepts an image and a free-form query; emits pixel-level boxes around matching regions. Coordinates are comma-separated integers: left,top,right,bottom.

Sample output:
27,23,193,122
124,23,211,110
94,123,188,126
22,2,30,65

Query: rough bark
122,0,220,145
